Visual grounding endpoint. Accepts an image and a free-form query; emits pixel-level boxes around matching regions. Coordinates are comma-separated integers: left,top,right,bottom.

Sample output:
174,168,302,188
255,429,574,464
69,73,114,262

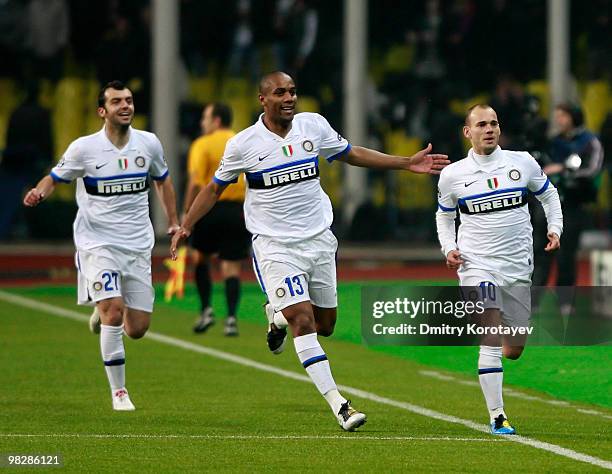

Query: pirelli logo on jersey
83,173,149,196
247,158,319,189
459,188,528,215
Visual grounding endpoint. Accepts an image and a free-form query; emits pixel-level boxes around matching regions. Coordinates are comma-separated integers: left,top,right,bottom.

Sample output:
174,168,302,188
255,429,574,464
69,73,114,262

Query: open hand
408,143,450,175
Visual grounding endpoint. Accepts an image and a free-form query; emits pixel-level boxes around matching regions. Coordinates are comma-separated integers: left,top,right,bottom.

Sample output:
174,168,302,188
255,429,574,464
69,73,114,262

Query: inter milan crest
282,145,293,157
135,156,146,168
508,169,521,181
93,281,103,291
302,140,313,152
118,157,129,170
487,177,499,190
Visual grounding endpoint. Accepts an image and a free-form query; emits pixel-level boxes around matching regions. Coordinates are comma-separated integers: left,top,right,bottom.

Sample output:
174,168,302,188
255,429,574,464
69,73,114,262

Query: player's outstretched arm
170,180,226,260
23,175,56,207
338,143,449,174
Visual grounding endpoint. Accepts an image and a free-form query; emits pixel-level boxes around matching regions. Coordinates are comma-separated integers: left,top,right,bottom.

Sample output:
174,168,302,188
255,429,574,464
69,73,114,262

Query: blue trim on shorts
252,254,266,294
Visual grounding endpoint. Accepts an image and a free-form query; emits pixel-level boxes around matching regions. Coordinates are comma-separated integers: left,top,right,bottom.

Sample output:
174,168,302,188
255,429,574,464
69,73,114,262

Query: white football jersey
214,112,350,241
50,126,169,252
436,146,562,276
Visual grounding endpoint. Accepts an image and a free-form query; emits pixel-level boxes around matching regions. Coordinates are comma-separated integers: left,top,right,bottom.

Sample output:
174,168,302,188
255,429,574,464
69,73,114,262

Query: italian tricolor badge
118,157,128,170
487,177,499,189
282,145,293,157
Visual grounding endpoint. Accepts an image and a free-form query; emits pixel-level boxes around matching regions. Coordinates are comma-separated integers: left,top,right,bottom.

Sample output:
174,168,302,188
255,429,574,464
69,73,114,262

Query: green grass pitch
0,282,610,472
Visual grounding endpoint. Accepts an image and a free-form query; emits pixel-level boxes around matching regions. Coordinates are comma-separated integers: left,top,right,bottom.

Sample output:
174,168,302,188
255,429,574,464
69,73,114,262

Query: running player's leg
77,249,135,410
461,269,514,433
282,300,365,431
254,233,366,431
116,251,156,409
313,306,336,337
310,229,339,337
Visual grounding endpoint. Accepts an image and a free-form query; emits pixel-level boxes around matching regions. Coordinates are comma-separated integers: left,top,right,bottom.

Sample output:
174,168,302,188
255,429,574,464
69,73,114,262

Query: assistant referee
183,103,250,336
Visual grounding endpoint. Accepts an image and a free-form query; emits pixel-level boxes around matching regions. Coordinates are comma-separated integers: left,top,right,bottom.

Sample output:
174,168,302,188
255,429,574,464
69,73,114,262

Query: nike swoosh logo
258,153,271,162
95,163,108,169
464,180,477,187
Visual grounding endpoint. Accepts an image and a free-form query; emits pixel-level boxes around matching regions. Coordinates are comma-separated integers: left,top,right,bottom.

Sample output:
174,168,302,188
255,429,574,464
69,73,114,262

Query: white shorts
251,229,338,312
76,247,154,313
458,268,531,326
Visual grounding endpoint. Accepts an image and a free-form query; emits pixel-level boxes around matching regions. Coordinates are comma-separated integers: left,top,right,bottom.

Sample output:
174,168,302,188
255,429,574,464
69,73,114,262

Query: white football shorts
76,247,154,313
458,267,531,326
251,229,338,312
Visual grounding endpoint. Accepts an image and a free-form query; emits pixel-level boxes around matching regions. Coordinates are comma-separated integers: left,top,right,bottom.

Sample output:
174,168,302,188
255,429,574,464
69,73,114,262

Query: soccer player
171,71,449,431
436,104,563,434
183,103,249,336
23,80,179,411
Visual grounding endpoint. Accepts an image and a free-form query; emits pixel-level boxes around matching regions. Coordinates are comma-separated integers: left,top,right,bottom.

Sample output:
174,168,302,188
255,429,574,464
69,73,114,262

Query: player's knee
316,320,336,337
503,346,524,360
125,328,146,339
124,322,149,339
289,311,316,335
97,300,125,325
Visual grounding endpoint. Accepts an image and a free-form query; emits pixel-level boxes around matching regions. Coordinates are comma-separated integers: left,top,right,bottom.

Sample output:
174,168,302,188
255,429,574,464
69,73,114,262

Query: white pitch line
0,433,502,442
1,290,610,471
419,370,612,420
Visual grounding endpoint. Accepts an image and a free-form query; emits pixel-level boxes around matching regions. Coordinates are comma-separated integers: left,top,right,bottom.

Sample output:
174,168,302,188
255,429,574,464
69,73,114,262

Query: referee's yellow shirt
187,129,245,202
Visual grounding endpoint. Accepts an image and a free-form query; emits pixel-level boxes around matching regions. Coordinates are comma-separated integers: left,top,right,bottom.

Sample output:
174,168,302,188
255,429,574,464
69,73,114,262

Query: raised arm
338,143,449,175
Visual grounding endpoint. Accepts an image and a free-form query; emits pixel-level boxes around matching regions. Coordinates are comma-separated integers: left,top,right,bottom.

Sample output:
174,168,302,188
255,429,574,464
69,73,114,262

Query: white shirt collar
255,113,294,141
468,146,506,172
100,125,133,152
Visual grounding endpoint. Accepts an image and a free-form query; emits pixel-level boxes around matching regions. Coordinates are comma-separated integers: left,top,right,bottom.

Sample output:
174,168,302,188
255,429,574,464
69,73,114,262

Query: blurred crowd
0,0,610,241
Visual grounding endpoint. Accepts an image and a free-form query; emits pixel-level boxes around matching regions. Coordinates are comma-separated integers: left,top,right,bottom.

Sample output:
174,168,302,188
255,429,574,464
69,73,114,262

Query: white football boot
112,388,135,411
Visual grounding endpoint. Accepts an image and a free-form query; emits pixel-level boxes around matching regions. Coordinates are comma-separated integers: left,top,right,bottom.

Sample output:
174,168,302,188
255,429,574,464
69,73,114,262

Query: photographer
532,103,604,313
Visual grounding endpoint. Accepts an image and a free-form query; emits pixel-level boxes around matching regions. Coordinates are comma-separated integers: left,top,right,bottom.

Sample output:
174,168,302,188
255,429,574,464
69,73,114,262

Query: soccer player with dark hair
172,71,449,431
24,80,179,411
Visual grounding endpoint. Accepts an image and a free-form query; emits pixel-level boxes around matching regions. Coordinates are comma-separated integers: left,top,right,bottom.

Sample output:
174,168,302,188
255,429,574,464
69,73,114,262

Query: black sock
195,263,212,312
225,277,240,317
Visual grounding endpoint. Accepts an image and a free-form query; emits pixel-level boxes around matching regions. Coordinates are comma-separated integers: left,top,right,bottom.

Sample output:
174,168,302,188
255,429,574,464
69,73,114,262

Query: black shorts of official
190,201,251,260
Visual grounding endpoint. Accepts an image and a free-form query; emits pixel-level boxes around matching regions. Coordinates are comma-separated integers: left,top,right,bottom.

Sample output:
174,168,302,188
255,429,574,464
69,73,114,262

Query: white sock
264,303,288,329
273,310,288,329
478,345,505,421
100,324,126,392
294,333,345,413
